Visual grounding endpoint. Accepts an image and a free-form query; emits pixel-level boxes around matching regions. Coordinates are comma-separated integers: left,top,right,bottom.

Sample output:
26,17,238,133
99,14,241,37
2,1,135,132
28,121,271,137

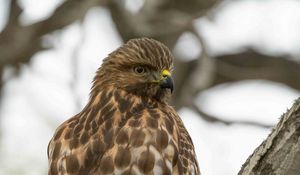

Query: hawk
48,38,200,175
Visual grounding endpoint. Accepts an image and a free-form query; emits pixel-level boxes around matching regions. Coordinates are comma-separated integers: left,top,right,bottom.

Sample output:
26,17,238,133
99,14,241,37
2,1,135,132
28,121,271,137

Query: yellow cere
150,69,171,83
161,69,171,77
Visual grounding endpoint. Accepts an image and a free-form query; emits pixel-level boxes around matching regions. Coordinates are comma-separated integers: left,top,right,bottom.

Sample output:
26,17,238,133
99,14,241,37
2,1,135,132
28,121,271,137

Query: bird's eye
134,66,146,74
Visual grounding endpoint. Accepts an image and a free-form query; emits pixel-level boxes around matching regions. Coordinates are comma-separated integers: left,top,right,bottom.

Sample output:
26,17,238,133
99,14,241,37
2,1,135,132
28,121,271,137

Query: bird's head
93,38,174,102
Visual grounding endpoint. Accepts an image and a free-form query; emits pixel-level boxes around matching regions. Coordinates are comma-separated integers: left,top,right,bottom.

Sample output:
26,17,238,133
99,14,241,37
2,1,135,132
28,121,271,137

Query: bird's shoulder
152,105,200,175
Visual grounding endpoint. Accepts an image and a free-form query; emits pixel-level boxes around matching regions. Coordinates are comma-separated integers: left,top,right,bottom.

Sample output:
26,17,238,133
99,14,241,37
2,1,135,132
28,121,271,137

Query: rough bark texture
239,98,300,175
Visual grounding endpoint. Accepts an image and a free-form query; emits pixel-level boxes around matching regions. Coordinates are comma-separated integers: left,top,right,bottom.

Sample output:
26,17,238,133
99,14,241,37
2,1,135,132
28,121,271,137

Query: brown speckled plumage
48,38,200,175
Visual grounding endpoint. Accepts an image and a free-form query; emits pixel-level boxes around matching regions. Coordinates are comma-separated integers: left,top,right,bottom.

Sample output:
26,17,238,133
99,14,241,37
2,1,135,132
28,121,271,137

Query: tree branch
214,50,300,90
0,0,106,66
172,26,216,109
6,0,22,27
172,50,300,110
239,98,300,175
0,0,106,98
189,103,274,128
107,0,219,47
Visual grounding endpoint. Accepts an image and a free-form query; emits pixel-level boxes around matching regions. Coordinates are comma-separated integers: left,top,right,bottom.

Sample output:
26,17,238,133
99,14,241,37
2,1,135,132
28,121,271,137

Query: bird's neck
86,87,163,114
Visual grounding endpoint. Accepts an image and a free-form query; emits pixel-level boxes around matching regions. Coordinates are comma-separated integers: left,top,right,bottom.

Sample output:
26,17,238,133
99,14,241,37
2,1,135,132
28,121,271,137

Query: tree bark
239,98,300,175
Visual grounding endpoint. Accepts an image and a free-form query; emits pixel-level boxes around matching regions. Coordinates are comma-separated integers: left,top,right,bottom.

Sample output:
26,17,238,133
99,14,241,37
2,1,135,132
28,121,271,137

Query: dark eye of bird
134,66,146,74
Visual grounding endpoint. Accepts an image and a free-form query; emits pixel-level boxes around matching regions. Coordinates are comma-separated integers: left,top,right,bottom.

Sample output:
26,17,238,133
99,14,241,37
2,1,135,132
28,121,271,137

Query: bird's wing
167,107,201,175
48,108,114,174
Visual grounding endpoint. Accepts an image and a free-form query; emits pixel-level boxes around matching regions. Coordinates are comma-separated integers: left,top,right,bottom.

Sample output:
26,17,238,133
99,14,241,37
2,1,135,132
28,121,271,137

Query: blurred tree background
0,0,300,174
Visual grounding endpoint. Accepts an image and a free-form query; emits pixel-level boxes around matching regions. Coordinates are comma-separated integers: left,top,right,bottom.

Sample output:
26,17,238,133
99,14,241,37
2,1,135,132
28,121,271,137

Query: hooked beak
159,70,174,93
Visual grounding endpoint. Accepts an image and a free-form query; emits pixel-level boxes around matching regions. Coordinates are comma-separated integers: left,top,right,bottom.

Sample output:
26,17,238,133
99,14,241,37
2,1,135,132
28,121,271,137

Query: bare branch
189,103,274,128
0,0,107,103
172,25,216,109
5,0,22,27
107,0,220,47
0,0,106,66
172,50,300,110
214,50,300,90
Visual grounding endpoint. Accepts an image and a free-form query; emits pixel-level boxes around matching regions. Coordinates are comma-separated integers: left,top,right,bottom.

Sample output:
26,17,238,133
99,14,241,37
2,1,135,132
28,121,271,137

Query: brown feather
48,38,200,175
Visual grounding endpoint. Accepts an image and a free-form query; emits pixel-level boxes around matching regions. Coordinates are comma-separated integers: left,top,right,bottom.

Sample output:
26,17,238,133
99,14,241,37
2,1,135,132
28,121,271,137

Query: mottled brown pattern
99,156,114,174
127,118,139,127
158,159,172,175
115,129,129,145
91,139,105,155
156,129,169,150
138,148,156,173
48,38,200,175
146,117,158,129
114,146,131,168
130,129,146,147
65,155,79,173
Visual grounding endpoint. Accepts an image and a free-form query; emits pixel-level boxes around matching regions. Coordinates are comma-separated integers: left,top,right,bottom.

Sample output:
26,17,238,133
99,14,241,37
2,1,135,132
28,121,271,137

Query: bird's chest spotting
89,93,199,174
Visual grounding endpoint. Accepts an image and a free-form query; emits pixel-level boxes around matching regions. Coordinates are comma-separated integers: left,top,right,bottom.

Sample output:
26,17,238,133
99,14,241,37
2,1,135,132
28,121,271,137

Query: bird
47,38,200,175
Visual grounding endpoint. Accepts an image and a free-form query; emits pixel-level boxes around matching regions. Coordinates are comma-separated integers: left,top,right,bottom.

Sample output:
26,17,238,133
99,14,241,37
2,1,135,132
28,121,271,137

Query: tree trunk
239,98,300,175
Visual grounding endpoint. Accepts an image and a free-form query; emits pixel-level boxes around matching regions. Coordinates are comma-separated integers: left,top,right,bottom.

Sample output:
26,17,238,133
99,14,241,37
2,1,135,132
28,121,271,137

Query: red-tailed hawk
48,38,200,175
